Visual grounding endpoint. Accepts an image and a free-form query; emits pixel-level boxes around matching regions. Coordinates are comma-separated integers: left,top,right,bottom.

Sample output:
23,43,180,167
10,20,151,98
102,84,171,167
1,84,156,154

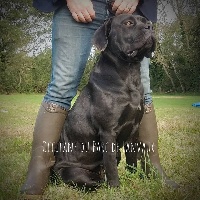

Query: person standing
20,0,177,199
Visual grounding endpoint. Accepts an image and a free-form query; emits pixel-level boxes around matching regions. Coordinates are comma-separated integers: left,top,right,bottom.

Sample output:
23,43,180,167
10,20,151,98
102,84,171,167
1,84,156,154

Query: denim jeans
140,57,152,105
44,0,152,110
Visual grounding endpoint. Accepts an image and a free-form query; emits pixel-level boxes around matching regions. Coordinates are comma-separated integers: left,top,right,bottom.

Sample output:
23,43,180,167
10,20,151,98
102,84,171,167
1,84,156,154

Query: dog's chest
116,96,143,141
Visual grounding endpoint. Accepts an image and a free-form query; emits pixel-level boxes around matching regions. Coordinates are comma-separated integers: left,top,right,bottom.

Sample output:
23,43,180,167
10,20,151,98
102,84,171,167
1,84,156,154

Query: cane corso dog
53,14,156,188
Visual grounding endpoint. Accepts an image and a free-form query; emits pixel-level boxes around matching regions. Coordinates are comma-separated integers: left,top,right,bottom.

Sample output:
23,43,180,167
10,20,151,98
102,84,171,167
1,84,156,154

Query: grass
0,94,200,200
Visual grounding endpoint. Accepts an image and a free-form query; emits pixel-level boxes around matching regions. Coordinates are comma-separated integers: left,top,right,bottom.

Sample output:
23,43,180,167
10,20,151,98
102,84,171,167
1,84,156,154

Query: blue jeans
44,0,152,110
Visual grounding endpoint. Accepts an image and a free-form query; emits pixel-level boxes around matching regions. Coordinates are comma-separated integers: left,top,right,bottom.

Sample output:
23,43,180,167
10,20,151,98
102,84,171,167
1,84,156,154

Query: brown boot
138,103,179,188
20,102,67,199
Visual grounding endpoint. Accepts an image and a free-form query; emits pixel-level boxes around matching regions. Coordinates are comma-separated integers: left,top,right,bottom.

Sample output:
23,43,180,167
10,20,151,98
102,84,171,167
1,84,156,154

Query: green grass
0,94,200,200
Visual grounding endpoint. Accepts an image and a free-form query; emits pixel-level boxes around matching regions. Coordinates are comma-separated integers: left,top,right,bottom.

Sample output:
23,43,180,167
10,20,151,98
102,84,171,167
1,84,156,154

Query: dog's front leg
100,133,120,187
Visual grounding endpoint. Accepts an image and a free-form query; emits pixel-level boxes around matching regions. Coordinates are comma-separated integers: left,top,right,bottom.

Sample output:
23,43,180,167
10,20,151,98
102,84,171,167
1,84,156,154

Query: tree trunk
172,63,185,92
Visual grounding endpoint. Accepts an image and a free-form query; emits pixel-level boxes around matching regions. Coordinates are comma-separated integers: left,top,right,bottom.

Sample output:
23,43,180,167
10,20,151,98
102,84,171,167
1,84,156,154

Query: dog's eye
124,21,134,26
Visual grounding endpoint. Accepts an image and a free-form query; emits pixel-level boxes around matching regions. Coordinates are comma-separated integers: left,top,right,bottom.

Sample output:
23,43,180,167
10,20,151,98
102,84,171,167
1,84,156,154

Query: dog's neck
94,48,142,89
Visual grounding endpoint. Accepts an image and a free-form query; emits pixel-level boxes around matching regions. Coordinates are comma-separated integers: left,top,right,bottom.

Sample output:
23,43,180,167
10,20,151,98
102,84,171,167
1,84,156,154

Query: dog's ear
92,18,113,51
144,34,156,58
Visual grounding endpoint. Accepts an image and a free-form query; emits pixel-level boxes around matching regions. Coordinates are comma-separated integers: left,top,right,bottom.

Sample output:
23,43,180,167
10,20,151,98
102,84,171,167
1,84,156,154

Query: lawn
0,94,200,200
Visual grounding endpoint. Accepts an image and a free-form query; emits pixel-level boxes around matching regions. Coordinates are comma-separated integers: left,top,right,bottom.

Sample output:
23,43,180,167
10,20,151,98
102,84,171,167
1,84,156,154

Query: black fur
53,14,156,188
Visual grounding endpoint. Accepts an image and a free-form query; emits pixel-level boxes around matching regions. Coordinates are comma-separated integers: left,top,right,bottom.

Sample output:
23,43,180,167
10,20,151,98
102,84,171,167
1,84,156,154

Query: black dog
53,14,156,188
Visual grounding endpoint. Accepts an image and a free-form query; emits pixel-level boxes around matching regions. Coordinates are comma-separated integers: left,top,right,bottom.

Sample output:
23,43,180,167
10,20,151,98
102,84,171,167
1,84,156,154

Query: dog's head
93,14,156,62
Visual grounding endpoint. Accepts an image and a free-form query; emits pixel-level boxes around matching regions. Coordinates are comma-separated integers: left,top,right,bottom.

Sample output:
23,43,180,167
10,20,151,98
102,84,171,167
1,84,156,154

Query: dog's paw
165,179,180,189
108,179,120,188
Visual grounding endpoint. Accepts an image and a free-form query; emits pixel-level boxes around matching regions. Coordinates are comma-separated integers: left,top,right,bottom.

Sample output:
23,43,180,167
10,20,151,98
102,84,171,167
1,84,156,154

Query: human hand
111,0,140,15
66,0,95,23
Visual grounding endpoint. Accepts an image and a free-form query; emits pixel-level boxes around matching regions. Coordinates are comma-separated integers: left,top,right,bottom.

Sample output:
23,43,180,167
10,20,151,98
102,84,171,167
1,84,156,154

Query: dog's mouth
118,34,154,62
119,49,139,62
126,50,138,57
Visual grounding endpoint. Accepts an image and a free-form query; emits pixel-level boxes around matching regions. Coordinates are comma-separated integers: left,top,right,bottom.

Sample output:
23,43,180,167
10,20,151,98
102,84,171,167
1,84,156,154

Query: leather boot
138,103,179,188
20,102,67,199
